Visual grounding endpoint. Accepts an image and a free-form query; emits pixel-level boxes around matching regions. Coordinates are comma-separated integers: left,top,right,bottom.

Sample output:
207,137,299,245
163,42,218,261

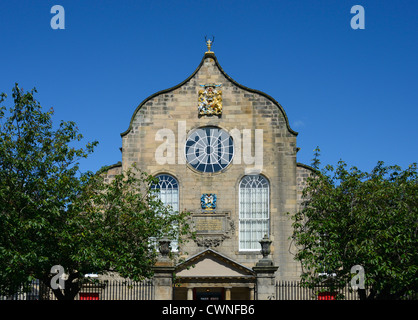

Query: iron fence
0,279,154,300
275,280,417,300
275,280,362,300
2,279,415,300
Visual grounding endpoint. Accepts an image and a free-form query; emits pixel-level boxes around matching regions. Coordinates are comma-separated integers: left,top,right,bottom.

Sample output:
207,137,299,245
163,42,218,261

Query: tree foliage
0,84,192,300
291,149,417,300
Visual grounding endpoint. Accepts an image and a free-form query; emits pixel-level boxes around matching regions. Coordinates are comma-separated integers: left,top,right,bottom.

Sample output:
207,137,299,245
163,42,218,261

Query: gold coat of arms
198,83,222,115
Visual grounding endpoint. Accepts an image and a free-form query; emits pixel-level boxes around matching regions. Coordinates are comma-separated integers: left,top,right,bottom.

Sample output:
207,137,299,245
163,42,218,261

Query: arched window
151,174,179,251
239,175,269,251
152,174,179,212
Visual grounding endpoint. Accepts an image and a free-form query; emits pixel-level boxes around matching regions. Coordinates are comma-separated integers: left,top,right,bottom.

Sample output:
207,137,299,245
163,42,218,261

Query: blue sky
1,0,417,174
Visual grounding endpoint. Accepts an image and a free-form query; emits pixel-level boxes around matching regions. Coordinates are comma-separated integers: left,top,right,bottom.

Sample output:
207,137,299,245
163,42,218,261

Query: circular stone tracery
185,126,234,173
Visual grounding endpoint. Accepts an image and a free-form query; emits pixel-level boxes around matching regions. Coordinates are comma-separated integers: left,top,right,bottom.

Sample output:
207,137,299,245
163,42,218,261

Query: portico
173,249,256,300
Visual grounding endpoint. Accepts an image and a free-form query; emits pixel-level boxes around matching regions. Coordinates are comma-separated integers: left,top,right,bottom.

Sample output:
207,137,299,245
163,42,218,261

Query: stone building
105,42,315,300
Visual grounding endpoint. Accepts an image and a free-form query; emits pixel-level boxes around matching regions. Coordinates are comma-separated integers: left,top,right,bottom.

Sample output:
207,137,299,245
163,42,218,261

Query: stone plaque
191,213,235,248
192,215,225,234
194,216,224,233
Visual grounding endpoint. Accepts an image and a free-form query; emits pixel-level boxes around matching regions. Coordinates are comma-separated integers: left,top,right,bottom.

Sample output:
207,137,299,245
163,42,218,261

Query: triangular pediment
175,249,255,278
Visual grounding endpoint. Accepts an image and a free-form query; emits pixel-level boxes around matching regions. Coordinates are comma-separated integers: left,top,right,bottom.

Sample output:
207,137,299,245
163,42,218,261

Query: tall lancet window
239,175,270,251
151,174,179,251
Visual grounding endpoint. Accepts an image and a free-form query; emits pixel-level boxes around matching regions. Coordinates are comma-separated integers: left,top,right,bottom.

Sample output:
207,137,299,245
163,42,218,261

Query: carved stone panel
191,212,234,248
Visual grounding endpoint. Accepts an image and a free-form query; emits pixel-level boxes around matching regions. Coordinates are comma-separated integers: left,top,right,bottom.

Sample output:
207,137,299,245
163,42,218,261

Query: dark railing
0,279,154,300
78,279,154,300
2,279,415,300
276,280,362,300
275,280,417,300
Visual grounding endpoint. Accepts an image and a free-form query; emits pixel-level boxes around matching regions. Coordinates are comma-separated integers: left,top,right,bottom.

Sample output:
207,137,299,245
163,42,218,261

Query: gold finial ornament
205,35,215,53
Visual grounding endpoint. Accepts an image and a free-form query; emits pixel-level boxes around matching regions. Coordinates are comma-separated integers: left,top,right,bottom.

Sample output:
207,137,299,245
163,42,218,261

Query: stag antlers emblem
201,194,217,211
205,35,215,53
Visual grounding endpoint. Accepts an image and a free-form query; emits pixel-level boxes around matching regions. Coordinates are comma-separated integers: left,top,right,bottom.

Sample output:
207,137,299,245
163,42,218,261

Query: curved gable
121,52,297,137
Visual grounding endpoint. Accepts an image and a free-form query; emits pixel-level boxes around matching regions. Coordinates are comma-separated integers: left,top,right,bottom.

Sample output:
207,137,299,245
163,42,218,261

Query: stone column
252,235,278,300
153,238,175,300
249,285,255,300
187,288,194,300
224,287,231,300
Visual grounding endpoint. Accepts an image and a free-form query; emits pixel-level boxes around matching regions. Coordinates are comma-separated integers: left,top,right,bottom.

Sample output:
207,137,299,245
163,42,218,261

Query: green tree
47,163,192,300
290,158,417,300
311,146,321,170
0,84,191,300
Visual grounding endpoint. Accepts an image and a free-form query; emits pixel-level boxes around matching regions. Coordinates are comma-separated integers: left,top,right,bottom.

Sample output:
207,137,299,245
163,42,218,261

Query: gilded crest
198,84,222,115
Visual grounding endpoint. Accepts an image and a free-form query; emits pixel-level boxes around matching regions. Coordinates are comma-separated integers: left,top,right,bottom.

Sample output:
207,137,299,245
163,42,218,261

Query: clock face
185,126,234,173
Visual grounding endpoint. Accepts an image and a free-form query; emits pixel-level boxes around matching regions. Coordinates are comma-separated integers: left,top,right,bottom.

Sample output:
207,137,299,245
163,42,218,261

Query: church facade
105,43,314,300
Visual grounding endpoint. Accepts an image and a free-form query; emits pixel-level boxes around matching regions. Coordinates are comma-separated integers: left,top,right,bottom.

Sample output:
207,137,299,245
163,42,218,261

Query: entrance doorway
194,288,223,300
196,291,222,300
173,286,254,300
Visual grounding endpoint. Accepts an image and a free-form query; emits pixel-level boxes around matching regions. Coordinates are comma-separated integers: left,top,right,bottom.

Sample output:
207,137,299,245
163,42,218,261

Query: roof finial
205,35,215,53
